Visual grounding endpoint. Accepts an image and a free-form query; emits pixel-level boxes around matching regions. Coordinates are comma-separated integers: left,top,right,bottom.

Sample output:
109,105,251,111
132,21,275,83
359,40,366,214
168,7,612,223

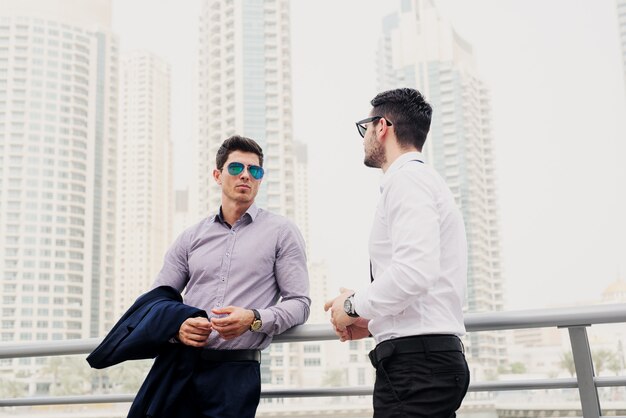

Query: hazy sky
112,0,626,310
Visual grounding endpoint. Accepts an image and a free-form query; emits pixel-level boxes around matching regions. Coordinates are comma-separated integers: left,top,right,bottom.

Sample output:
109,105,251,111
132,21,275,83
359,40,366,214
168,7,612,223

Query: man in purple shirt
152,135,310,417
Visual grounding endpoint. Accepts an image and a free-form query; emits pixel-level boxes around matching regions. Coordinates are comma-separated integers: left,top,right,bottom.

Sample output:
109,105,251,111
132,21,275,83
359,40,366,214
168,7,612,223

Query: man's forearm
257,296,310,336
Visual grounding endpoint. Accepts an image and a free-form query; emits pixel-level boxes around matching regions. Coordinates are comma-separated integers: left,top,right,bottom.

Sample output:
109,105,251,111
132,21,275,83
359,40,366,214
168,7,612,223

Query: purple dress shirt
152,204,310,350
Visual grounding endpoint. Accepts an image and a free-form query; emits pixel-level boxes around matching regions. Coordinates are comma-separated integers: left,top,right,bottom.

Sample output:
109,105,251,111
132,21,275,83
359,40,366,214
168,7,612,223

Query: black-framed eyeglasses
355,116,393,138
225,162,265,180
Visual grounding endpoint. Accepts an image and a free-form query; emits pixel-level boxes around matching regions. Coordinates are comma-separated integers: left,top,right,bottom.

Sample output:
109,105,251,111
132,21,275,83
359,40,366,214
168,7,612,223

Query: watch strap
250,309,262,331
251,309,260,321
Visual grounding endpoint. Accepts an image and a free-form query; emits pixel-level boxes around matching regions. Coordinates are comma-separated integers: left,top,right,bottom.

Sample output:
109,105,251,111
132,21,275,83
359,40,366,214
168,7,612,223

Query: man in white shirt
325,88,470,418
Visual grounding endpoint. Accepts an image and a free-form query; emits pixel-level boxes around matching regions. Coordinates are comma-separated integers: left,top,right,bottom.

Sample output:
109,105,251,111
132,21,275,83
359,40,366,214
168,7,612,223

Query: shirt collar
380,151,424,192
246,203,260,221
214,203,260,225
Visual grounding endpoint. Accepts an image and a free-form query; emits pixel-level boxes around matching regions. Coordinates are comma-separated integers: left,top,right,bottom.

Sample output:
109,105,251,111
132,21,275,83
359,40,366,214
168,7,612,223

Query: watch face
251,319,262,332
343,298,352,314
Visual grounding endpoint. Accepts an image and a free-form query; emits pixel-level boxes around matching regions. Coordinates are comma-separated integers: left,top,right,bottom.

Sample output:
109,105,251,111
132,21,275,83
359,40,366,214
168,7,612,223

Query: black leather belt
368,334,464,369
200,349,261,363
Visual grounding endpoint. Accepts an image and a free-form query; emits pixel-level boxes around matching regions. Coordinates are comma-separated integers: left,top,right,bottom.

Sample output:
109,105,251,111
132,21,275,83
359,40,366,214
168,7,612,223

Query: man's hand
177,317,212,347
334,317,371,342
210,306,255,340
324,287,357,331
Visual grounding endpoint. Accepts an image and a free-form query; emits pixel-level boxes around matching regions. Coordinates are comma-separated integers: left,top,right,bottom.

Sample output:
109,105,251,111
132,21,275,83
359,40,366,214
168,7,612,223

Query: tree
107,361,152,392
592,349,616,376
560,352,576,377
560,349,620,377
509,362,527,374
607,353,622,376
40,356,91,396
0,377,27,398
322,368,345,387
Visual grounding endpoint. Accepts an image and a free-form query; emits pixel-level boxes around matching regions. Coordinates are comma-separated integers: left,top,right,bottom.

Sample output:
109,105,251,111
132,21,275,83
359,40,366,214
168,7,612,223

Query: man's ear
379,118,390,136
376,118,389,143
213,168,222,185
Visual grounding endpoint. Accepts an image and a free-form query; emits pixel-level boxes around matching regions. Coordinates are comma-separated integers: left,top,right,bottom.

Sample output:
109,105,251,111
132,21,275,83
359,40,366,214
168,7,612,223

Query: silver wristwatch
343,294,359,318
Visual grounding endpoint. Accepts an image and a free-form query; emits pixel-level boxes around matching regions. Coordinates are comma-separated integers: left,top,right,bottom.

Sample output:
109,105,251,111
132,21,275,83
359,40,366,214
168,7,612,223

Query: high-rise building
377,0,505,378
115,51,172,316
0,0,118,392
293,140,309,251
191,0,295,220
192,1,328,401
618,0,626,92
173,188,193,237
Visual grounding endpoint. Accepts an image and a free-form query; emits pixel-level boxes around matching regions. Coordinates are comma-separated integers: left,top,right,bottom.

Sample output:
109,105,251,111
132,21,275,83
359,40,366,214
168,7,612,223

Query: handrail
2,378,626,407
2,303,625,359
1,303,625,415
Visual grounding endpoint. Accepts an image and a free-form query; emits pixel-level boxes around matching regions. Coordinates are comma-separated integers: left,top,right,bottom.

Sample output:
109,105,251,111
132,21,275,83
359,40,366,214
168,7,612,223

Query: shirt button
226,252,230,257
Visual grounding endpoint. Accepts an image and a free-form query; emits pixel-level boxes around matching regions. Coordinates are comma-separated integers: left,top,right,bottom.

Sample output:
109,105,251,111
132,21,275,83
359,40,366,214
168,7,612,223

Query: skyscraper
115,51,172,316
377,0,505,377
173,188,193,237
0,0,118,391
192,1,330,401
191,0,295,220
293,140,310,251
618,0,626,92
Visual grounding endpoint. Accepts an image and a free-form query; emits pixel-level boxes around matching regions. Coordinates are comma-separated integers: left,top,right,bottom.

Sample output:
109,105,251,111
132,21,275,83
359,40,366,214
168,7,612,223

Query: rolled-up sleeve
258,221,310,335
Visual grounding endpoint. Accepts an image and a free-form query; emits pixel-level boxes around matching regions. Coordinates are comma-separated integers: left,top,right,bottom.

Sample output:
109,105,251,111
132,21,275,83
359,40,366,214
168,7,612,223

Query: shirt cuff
353,287,374,320
256,308,276,335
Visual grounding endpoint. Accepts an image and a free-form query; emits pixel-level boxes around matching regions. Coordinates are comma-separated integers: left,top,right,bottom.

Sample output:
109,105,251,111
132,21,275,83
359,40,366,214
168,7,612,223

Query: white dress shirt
353,151,467,343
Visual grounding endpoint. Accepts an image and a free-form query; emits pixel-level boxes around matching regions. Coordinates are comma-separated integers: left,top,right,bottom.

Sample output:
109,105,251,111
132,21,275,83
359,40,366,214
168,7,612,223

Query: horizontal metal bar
2,303,626,359
274,323,336,343
0,337,101,359
462,303,626,332
594,376,626,387
0,394,135,407
261,387,373,398
468,378,578,392
3,377,626,407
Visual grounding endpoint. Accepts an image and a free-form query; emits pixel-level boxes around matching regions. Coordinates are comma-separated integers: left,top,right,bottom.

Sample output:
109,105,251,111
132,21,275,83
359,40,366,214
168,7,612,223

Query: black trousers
372,340,470,417
183,360,261,418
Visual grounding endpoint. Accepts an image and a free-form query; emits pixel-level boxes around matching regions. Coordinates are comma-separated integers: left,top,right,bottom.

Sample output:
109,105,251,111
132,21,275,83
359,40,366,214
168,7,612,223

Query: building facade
0,0,118,393
193,0,316,400
377,0,506,378
115,50,172,316
191,0,295,220
618,0,626,92
293,140,309,251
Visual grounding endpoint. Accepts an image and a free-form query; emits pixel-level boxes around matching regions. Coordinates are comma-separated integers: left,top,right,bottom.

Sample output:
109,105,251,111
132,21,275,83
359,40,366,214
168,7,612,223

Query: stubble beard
364,140,386,168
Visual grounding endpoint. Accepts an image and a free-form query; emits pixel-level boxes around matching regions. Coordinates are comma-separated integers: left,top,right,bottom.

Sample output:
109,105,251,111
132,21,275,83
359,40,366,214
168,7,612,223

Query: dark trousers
372,337,470,418
184,360,261,418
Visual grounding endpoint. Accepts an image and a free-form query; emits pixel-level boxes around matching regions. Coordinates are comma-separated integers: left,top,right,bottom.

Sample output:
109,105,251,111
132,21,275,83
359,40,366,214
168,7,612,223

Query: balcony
0,304,625,416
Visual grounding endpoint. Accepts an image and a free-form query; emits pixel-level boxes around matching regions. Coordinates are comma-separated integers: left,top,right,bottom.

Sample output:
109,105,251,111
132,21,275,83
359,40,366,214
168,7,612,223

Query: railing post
568,326,601,418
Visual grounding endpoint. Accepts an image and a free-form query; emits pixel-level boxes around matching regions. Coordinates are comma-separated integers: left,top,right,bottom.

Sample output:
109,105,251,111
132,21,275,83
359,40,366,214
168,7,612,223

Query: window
304,358,320,367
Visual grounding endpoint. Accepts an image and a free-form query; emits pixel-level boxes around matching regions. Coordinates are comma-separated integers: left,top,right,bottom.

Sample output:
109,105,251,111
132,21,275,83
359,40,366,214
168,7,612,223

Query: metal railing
1,303,626,417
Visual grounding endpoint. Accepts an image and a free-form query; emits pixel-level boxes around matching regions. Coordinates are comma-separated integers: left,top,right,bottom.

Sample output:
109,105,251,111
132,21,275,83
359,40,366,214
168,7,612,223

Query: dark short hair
370,88,432,150
215,135,264,170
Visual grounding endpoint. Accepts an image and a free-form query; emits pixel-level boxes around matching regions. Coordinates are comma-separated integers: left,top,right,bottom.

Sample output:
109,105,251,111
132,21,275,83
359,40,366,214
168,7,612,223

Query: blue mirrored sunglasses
226,162,265,180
